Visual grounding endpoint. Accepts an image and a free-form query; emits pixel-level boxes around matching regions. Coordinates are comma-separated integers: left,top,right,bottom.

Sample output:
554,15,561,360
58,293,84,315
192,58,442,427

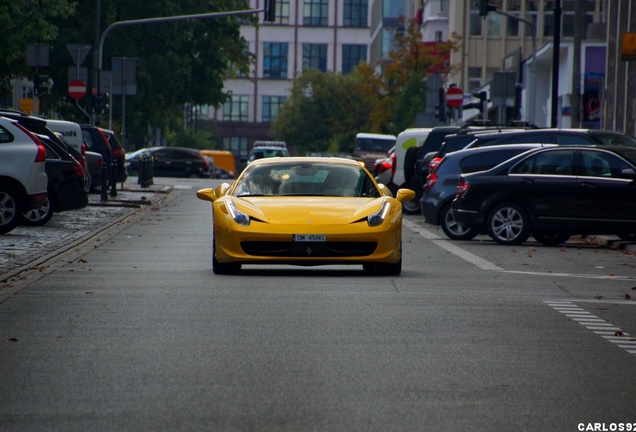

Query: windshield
233,162,380,197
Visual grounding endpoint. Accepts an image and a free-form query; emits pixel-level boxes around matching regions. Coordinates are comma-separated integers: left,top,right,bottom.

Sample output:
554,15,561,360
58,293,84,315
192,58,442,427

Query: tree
0,0,76,101
272,69,378,155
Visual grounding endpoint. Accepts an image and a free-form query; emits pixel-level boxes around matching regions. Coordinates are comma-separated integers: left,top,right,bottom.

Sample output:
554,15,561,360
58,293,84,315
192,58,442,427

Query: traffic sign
446,86,463,107
68,79,87,100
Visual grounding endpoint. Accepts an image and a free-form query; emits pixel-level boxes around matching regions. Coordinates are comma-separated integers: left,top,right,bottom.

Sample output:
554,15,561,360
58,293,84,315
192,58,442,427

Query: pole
551,0,562,128
494,10,537,126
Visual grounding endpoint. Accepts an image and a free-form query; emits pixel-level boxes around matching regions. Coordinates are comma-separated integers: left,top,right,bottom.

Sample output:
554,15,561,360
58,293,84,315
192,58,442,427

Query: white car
0,117,48,234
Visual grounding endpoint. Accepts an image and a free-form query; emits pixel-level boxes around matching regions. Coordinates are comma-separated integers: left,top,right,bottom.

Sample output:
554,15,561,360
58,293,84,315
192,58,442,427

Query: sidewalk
0,180,175,284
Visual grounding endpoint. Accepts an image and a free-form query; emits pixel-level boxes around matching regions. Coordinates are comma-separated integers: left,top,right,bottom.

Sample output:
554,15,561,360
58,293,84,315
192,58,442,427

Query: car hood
231,196,385,224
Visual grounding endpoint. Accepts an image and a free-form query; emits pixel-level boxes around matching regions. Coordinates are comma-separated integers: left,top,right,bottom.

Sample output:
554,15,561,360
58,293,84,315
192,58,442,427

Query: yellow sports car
196,157,415,275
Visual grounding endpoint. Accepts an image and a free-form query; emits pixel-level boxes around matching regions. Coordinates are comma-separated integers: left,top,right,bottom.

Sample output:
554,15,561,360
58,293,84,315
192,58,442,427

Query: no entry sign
68,79,87,100
446,86,463,107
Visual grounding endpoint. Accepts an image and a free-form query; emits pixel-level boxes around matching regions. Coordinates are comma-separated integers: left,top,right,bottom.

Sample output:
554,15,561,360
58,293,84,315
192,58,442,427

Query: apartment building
206,0,384,162
448,0,607,128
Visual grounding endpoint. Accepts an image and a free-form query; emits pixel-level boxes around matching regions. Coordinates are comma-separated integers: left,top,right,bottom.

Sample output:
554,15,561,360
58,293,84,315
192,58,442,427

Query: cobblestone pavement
0,182,173,283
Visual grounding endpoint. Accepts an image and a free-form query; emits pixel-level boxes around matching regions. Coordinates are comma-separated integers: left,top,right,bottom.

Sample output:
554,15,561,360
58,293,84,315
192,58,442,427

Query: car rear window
0,126,14,143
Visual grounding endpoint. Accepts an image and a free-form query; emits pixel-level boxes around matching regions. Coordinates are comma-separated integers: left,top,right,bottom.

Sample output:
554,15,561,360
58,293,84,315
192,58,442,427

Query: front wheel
486,202,531,245
0,184,23,234
212,238,241,274
440,203,479,240
533,232,570,246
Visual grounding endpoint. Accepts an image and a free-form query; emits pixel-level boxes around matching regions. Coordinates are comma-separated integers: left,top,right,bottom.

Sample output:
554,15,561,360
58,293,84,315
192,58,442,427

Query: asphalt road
1,177,635,431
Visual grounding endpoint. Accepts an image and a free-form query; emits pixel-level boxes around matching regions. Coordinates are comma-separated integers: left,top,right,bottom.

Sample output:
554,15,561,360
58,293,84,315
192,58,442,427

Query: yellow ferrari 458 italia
196,157,415,275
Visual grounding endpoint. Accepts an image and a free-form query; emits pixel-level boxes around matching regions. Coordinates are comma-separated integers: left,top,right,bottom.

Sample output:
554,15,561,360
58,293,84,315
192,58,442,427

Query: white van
391,128,433,190
44,119,84,153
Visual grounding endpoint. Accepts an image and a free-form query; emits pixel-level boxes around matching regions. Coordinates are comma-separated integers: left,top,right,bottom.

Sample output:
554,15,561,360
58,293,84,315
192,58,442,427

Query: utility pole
551,0,562,128
571,0,584,128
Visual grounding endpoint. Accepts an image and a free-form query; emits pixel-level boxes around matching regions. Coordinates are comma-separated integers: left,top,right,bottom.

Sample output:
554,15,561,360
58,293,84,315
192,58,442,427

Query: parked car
195,156,415,274
430,128,636,178
451,145,636,246
351,132,396,172
373,146,395,186
84,151,104,192
126,147,210,178
0,116,48,234
200,149,236,178
81,125,127,183
421,143,555,240
21,134,89,225
247,141,289,165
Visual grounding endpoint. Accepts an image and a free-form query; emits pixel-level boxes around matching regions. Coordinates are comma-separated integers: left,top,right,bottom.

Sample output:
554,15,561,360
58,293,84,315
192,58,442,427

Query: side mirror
620,168,636,179
215,182,231,197
377,183,393,197
395,188,416,203
196,188,217,202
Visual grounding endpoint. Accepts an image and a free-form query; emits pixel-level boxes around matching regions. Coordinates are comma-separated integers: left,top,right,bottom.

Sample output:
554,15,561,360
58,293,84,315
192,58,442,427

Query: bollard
137,155,144,186
100,163,109,201
110,160,117,197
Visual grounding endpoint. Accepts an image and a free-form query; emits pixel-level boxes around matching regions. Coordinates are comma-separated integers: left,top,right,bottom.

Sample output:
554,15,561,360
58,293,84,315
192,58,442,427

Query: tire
0,184,23,235
212,238,241,274
403,147,418,186
440,203,479,240
402,194,421,215
21,194,54,226
365,258,402,276
486,202,531,245
533,232,570,246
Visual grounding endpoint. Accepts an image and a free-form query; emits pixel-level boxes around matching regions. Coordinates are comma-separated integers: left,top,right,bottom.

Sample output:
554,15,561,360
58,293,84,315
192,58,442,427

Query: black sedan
21,135,89,225
451,146,636,246
126,147,210,178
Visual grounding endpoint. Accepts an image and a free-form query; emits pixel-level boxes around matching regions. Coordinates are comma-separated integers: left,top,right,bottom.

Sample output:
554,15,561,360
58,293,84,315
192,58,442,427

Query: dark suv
81,125,127,183
126,147,210,178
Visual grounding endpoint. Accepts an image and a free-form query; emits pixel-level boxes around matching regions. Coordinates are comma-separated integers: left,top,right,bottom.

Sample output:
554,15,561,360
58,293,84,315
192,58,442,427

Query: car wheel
440,203,479,240
212,238,241,274
486,202,531,245
364,259,402,276
617,234,636,241
21,194,55,226
402,196,421,215
0,184,23,234
533,232,571,246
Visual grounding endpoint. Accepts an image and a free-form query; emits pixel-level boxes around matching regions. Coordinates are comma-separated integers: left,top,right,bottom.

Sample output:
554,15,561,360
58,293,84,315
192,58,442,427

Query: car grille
241,241,377,257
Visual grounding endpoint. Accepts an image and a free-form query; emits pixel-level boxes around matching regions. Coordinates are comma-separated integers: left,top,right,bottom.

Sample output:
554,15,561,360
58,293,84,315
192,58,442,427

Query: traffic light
264,0,276,22
477,0,497,17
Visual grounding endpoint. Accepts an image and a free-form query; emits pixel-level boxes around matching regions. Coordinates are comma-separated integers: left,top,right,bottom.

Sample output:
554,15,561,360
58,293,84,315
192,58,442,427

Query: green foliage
272,69,376,155
0,0,76,98
165,128,214,150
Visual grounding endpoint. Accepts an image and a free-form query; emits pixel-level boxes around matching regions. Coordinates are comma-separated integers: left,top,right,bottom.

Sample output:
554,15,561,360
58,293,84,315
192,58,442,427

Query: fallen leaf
624,293,632,300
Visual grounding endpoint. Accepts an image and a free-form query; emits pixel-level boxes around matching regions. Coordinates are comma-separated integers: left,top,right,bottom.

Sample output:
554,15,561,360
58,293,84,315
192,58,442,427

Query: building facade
206,0,383,162
448,0,608,128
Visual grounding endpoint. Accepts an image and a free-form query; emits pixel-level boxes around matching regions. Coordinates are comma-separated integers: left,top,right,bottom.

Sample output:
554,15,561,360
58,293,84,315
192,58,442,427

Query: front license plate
293,234,326,242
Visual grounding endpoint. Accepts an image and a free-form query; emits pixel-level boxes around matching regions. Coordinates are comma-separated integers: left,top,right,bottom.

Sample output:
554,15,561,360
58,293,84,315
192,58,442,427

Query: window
468,67,482,92
469,4,483,36
263,43,288,79
487,13,502,37
525,1,539,37
439,0,448,13
506,0,521,37
223,136,249,161
262,96,287,122
342,44,366,74
223,95,249,122
303,43,327,71
581,151,630,178
304,0,328,26
511,150,575,175
269,0,290,24
343,0,367,27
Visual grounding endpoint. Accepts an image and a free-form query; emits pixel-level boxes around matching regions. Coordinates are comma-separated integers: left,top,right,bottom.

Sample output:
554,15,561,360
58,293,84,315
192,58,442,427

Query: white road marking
545,301,635,357
404,219,636,280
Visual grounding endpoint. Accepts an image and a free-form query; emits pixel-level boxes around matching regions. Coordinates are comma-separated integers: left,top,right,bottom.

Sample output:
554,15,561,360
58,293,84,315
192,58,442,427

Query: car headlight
368,202,390,227
227,200,250,226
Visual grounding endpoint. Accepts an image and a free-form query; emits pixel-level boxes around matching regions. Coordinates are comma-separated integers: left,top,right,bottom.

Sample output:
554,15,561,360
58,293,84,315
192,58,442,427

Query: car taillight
14,123,47,162
73,163,85,178
112,148,126,158
202,157,209,170
455,177,470,199
429,156,442,173
424,172,437,191
81,142,86,156
377,159,391,174
390,152,397,177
